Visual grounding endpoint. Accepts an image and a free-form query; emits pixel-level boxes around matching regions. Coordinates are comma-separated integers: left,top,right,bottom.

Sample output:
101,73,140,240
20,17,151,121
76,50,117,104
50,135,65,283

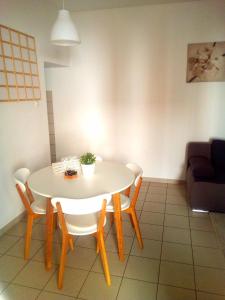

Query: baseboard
0,211,26,237
143,177,186,185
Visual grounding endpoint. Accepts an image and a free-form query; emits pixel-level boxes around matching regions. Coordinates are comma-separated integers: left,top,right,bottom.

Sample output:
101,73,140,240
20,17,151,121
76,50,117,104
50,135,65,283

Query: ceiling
47,0,200,12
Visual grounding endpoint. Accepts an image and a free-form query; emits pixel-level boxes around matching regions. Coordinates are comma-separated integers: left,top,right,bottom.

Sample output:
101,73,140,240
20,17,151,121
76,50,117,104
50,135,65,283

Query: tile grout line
5,219,39,238
0,229,43,296
1,185,148,297
2,183,224,299
36,289,76,300
2,228,65,299
30,247,225,275
35,230,90,299
163,185,198,299
191,213,225,298
188,207,198,300
3,281,42,299
0,235,22,257
209,213,225,254
119,277,197,292
0,251,31,295
34,265,57,299
115,228,135,299
16,230,62,298
5,239,44,261
0,217,55,297
27,186,151,297
115,182,149,299
76,213,113,299
155,182,167,300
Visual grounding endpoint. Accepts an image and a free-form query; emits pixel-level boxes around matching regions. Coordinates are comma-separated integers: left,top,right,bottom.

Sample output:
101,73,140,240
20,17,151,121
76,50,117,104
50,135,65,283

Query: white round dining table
28,161,134,269
28,161,134,199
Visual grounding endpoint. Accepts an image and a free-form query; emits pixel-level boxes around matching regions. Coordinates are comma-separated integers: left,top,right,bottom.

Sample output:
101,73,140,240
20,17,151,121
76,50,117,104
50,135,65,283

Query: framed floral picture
186,41,225,83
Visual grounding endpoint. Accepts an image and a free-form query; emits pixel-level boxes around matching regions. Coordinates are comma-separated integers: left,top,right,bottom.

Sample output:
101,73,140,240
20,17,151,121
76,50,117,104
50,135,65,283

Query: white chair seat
65,213,106,236
31,195,57,214
106,194,131,212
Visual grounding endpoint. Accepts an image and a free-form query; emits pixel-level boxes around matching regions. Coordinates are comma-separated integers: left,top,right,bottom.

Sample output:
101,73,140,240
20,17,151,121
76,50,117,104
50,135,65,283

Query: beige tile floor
0,182,225,300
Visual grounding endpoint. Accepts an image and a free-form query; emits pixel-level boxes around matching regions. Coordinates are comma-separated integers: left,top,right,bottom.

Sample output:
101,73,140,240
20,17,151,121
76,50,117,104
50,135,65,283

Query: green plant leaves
79,152,96,165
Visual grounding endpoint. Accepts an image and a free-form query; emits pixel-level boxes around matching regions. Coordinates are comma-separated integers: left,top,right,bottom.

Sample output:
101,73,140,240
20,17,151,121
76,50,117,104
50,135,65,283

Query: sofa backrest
187,142,211,164
211,139,225,171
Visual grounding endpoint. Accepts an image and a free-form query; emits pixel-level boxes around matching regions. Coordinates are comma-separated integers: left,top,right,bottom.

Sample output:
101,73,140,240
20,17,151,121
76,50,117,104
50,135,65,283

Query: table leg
45,198,54,270
112,193,124,261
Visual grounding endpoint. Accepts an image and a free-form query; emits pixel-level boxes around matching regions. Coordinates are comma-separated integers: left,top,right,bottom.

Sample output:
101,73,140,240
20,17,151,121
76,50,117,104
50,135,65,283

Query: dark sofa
186,139,225,213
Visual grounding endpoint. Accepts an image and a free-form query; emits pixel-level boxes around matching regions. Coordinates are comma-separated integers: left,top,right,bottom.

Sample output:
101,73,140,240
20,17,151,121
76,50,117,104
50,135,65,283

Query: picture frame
0,24,41,102
186,41,225,83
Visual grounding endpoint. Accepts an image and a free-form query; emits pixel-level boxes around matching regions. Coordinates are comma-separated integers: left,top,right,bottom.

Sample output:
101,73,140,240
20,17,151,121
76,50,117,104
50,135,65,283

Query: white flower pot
81,163,95,178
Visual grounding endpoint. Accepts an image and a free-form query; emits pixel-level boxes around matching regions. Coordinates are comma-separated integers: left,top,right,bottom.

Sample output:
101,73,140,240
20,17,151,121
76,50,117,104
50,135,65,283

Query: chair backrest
14,168,33,214
126,163,143,187
14,168,30,193
52,194,110,237
51,193,111,215
95,155,103,162
126,163,143,207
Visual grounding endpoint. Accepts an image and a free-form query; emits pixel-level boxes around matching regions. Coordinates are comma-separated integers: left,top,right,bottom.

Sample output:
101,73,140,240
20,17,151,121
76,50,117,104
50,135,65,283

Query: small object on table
52,162,66,174
64,170,78,179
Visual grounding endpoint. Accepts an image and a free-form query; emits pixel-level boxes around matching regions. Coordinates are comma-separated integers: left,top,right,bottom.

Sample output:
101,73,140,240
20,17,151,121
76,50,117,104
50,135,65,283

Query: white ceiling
48,0,200,12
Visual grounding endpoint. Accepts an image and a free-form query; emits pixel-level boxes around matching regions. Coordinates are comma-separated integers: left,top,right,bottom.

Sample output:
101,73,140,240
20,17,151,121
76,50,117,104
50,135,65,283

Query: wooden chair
106,163,144,248
51,194,111,289
14,168,56,259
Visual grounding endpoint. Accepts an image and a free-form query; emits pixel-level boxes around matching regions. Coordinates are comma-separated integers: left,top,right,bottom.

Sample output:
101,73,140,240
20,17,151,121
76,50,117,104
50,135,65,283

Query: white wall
47,0,225,180
0,0,70,230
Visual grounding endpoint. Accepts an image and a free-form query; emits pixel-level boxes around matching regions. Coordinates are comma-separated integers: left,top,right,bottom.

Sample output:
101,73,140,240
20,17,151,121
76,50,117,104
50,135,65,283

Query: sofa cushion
189,156,215,180
211,139,225,171
215,169,225,183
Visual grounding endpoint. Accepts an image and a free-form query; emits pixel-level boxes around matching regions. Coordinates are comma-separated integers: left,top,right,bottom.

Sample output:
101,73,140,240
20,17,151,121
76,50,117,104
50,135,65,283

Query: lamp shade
51,9,80,46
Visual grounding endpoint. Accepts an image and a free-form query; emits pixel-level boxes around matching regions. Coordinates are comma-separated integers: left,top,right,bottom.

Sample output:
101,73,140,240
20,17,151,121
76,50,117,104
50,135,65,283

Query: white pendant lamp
51,0,80,46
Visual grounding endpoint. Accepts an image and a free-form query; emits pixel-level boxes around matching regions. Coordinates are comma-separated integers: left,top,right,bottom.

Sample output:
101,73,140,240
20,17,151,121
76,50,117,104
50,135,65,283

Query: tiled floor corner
0,181,225,300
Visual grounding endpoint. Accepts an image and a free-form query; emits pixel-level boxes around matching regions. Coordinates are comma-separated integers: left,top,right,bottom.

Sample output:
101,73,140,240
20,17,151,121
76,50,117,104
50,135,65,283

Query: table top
28,161,135,199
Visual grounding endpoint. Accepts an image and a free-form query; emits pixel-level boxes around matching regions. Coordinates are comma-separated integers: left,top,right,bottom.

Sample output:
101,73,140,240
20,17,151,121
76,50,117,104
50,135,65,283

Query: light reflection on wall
81,109,105,152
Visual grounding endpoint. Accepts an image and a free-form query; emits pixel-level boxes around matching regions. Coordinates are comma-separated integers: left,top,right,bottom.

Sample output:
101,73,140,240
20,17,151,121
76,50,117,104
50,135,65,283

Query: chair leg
24,214,34,259
96,225,105,254
68,235,74,251
94,233,100,254
53,213,58,230
129,214,134,228
92,233,99,253
46,199,54,270
130,209,143,249
98,231,111,286
113,194,124,261
96,240,100,254
109,212,114,225
58,237,68,289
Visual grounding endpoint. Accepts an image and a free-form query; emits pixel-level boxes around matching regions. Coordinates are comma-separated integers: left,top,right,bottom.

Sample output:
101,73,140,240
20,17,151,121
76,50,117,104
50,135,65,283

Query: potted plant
79,152,96,177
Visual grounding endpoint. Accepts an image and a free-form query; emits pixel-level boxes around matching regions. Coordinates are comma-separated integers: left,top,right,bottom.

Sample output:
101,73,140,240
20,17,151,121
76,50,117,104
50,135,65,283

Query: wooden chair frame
16,183,42,259
124,176,143,248
55,199,111,289
110,176,143,249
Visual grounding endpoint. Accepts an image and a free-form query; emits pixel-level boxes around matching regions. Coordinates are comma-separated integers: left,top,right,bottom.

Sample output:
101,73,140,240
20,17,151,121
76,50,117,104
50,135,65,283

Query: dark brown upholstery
186,141,225,213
